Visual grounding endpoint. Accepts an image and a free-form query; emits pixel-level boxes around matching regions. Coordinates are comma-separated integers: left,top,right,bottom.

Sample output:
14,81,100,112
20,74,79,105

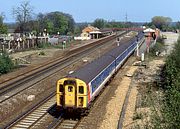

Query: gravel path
99,66,138,129
123,84,138,128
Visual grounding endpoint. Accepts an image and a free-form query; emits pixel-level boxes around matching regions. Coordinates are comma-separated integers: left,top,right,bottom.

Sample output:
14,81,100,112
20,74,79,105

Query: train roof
68,32,143,83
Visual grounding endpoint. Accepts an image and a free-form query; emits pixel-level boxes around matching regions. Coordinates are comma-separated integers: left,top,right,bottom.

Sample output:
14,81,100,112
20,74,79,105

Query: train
56,32,144,113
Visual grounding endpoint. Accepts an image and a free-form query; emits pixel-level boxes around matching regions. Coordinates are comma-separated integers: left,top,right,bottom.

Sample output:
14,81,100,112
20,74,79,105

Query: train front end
56,78,89,112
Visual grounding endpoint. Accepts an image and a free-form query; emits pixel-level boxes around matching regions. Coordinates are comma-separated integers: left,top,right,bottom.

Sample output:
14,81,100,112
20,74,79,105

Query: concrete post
8,40,11,49
23,41,25,49
141,53,144,61
136,42,139,57
27,40,29,48
32,39,34,48
17,41,20,50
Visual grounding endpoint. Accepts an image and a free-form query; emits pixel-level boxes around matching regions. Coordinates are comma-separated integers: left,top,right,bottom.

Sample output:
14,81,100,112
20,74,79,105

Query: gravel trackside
123,85,138,128
99,66,138,129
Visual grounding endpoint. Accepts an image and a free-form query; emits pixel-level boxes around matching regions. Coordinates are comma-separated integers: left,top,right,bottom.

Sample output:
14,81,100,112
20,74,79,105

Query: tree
104,20,134,28
44,19,54,34
0,13,8,34
63,13,75,34
13,1,33,33
176,21,180,30
40,11,75,35
151,16,172,30
93,18,107,29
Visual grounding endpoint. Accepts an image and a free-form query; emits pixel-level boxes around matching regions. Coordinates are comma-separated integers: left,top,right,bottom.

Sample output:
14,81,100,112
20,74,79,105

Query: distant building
74,25,101,40
143,28,160,39
99,28,113,36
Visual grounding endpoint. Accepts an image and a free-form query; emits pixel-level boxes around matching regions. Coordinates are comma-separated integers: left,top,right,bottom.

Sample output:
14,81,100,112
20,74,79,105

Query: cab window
79,86,84,94
59,84,64,92
68,86,73,92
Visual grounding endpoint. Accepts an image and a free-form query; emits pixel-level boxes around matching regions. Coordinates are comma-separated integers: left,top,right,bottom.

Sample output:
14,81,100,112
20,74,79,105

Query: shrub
0,52,14,74
133,112,143,120
161,37,180,128
39,51,45,56
149,40,165,56
38,42,51,48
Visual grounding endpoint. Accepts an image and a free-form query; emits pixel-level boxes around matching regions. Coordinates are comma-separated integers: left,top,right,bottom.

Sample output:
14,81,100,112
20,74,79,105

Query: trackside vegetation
148,37,180,129
0,52,14,74
149,38,165,57
161,37,180,128
136,36,180,129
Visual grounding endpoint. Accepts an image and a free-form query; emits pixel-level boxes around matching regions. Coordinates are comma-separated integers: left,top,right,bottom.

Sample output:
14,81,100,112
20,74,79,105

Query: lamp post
57,32,60,44
62,40,66,50
44,28,47,36
117,37,122,47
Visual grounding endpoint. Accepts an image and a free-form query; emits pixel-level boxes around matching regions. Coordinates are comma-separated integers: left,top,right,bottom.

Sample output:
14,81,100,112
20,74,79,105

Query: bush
0,52,14,74
133,112,143,120
150,42,165,56
161,37,180,128
38,42,51,48
39,51,45,56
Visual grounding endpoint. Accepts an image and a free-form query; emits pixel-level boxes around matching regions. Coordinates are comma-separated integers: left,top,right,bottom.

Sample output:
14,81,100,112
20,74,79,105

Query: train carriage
57,32,144,113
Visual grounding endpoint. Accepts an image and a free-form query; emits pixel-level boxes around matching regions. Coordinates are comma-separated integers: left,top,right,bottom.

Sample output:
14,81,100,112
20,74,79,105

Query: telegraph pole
125,13,128,23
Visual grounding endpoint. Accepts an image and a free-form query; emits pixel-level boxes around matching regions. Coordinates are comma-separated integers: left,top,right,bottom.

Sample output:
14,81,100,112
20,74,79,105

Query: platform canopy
143,28,155,33
89,31,102,34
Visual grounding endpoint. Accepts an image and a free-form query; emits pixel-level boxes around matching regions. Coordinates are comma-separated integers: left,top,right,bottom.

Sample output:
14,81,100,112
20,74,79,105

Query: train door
64,85,76,107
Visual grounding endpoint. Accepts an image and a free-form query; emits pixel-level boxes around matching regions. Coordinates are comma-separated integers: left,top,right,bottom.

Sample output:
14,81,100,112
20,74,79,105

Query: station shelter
81,25,101,39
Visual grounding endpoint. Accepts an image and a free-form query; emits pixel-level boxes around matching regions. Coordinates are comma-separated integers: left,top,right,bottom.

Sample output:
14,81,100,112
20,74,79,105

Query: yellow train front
57,78,89,112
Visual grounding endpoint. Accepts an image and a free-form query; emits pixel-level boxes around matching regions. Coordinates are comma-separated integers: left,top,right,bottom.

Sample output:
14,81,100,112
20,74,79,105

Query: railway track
3,92,56,129
4,92,81,129
0,33,117,87
0,32,128,103
4,58,135,129
1,31,139,128
56,119,80,129
47,117,80,129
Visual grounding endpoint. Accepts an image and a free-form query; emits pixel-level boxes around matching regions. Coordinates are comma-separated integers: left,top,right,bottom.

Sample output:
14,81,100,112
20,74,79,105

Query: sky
1,0,179,23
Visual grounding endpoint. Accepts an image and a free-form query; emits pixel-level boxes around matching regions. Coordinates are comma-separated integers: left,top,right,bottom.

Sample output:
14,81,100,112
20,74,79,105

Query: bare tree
13,1,33,33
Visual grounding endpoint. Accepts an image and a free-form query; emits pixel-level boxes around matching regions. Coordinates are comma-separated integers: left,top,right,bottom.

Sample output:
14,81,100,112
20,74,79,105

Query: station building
74,25,113,40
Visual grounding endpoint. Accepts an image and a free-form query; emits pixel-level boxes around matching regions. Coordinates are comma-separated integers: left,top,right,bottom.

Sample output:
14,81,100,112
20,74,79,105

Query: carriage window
68,86,73,92
79,86,84,94
59,84,64,92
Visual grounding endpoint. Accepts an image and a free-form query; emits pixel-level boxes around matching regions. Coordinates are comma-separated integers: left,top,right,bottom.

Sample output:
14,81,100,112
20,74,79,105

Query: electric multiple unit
56,32,143,112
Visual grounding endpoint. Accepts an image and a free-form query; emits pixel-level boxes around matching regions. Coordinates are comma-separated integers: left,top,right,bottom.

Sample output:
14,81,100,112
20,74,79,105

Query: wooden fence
0,36,48,52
